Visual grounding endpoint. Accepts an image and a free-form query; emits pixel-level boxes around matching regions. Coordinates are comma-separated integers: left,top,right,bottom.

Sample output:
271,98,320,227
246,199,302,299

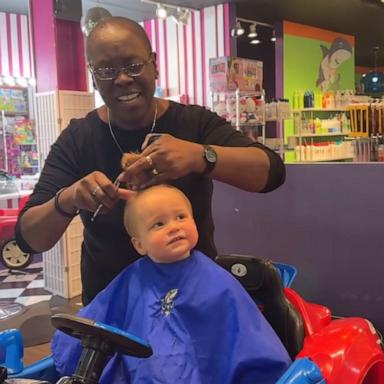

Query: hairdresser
16,16,285,305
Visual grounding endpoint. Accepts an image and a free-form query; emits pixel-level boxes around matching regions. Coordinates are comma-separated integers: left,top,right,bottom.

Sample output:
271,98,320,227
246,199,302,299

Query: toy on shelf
1,114,39,177
209,56,263,93
0,87,28,114
212,90,266,144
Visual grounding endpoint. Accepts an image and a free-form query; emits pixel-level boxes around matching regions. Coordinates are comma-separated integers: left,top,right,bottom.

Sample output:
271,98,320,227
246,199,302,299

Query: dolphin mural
316,37,352,91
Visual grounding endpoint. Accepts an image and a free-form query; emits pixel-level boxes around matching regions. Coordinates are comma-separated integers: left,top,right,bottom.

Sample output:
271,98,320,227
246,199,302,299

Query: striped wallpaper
143,3,231,108
0,12,32,79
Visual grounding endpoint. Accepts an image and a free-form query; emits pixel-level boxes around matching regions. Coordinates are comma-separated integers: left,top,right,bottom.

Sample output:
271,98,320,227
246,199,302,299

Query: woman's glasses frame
89,55,154,81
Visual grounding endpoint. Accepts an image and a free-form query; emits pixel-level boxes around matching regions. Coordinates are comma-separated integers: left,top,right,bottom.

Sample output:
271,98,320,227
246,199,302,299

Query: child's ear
131,236,146,256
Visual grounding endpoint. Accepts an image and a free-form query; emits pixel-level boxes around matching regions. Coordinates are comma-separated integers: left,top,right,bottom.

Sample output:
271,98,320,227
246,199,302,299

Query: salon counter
212,163,384,332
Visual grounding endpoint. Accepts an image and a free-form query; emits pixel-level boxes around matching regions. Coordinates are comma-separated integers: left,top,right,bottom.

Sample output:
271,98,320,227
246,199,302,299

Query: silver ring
91,186,100,197
145,155,153,167
152,168,159,176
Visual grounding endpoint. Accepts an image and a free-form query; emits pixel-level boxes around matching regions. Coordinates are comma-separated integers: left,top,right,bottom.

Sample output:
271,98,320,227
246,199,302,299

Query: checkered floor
0,255,53,306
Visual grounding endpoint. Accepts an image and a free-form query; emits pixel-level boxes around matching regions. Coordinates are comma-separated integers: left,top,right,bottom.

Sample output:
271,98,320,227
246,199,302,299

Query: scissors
91,133,163,222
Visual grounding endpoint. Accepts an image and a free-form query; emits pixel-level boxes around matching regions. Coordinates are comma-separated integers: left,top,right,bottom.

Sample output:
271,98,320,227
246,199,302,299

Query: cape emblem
161,288,178,316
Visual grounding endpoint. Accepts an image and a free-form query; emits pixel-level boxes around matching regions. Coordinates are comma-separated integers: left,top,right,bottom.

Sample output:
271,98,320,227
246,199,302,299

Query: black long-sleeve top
16,101,285,304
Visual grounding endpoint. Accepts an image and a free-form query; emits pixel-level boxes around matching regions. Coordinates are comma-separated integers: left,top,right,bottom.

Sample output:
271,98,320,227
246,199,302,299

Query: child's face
130,188,198,263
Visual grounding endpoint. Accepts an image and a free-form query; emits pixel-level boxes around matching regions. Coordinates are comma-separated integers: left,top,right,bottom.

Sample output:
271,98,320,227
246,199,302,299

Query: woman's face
87,24,157,128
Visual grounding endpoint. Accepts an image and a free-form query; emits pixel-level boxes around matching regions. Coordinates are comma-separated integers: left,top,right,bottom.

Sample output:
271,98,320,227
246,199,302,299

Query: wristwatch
202,145,217,175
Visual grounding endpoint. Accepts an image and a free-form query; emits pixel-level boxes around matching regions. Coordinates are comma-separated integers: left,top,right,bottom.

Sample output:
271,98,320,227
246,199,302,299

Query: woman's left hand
118,134,204,189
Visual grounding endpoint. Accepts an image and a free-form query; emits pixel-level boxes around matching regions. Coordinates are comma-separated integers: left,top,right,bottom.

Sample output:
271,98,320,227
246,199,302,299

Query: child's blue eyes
150,214,188,229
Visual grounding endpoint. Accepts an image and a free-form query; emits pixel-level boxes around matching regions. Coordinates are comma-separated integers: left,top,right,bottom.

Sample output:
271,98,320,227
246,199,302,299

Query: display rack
291,108,354,162
265,100,292,159
0,87,39,177
211,89,266,144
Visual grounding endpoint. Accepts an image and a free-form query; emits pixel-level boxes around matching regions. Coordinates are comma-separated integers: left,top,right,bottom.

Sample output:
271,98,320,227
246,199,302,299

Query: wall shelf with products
291,108,355,162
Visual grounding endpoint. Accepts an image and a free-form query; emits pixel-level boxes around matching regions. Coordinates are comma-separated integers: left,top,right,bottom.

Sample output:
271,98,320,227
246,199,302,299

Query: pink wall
30,0,58,92
143,3,234,108
56,19,87,91
30,0,87,92
0,12,32,78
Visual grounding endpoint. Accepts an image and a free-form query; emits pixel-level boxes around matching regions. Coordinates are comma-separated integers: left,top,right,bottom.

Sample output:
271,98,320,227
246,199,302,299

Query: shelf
2,111,28,116
239,122,264,126
290,133,349,138
17,142,36,145
297,157,354,162
211,90,263,96
292,108,347,112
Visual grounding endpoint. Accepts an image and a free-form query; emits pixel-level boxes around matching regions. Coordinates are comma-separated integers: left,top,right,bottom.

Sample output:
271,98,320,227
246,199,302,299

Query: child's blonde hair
123,184,193,237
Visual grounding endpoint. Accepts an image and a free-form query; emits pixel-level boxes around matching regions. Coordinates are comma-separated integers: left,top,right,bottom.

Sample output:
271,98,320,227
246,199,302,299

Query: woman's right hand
63,171,121,215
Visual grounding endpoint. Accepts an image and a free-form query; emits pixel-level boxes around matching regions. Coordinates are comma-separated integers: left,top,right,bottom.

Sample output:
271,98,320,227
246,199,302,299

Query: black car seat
215,254,305,359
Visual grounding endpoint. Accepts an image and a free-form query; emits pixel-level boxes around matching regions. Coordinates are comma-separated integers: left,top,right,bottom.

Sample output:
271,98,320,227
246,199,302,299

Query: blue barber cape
52,250,291,383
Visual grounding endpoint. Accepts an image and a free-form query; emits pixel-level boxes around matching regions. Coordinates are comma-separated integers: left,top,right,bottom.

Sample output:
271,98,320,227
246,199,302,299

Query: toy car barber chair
215,254,304,360
0,313,152,383
0,195,32,322
1,255,384,383
215,254,384,384
0,195,32,270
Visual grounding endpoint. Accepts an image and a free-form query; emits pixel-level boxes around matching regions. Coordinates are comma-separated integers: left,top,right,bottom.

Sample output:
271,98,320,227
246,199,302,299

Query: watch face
205,147,217,163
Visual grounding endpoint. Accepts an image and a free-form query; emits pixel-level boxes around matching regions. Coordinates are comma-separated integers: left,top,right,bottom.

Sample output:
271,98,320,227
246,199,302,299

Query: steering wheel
51,313,153,384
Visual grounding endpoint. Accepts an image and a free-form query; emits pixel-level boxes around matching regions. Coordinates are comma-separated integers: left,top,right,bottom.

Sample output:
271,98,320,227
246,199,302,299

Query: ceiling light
141,1,196,25
271,30,277,42
156,3,168,19
231,21,245,37
248,24,257,38
16,77,28,87
3,76,15,86
28,78,36,87
172,7,190,25
80,6,112,37
250,39,261,45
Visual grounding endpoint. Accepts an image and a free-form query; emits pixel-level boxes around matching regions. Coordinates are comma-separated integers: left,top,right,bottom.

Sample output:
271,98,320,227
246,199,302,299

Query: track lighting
141,0,196,25
248,24,257,38
171,7,190,25
80,6,112,37
156,3,167,19
231,21,245,37
3,76,15,86
233,18,275,45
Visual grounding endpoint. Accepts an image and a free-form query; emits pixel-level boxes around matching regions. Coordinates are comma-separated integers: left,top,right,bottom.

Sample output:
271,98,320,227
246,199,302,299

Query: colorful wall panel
281,21,355,153
283,21,355,103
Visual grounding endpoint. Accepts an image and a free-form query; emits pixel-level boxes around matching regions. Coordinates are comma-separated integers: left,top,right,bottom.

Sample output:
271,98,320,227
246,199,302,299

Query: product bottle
378,137,384,162
298,90,304,110
370,135,378,162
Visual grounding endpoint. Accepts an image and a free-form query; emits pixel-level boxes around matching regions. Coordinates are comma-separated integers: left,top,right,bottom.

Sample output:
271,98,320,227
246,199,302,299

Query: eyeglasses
90,57,153,81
